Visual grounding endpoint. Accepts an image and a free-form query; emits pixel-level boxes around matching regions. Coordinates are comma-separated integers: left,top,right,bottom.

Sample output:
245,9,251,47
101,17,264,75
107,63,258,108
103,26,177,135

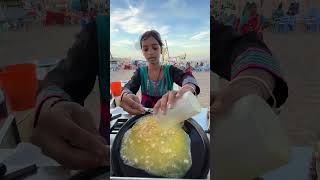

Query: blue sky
110,0,210,60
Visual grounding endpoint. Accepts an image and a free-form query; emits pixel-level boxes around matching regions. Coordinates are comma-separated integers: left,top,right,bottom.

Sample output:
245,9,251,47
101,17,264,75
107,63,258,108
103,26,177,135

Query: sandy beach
1,23,320,145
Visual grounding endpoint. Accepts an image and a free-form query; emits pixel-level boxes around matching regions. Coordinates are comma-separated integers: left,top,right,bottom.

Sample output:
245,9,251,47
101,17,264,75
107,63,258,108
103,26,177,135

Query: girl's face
141,36,161,65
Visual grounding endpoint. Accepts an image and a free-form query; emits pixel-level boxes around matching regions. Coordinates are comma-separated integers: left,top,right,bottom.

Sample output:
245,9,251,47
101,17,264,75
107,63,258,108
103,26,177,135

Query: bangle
183,84,196,95
50,99,70,108
34,95,62,128
230,75,277,108
120,92,129,102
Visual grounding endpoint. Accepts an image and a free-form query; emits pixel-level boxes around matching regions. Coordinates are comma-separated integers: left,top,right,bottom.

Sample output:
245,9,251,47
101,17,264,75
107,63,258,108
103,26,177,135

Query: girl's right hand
31,99,108,170
120,93,145,115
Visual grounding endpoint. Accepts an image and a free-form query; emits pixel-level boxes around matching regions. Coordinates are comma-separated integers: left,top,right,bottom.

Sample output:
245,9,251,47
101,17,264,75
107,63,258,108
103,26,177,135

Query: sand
1,23,320,145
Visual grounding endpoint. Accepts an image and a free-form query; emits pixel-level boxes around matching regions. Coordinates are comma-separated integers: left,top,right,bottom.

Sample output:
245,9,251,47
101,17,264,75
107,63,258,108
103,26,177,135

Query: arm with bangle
33,85,72,127
170,65,200,95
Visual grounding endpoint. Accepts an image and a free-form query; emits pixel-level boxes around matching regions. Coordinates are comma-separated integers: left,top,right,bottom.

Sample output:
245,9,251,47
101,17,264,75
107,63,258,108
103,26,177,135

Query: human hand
154,84,196,114
211,77,268,126
120,93,144,115
31,100,109,170
211,69,275,124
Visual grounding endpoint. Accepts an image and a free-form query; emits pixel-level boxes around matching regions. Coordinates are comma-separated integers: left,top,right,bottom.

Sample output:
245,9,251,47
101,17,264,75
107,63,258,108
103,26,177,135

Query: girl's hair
140,30,163,52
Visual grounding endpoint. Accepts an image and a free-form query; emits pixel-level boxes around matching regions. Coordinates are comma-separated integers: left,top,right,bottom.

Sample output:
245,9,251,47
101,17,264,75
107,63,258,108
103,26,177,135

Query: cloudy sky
110,0,210,60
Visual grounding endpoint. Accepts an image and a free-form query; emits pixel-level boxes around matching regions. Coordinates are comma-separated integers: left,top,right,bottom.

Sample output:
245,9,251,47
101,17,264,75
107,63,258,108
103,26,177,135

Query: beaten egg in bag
120,115,192,178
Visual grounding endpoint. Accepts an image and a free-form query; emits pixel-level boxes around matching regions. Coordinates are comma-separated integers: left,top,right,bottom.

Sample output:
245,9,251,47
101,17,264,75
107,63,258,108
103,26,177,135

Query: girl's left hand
154,84,196,114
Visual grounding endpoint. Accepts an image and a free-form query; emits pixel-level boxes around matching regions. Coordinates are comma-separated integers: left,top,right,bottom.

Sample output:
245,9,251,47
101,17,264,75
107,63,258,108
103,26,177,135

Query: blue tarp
70,0,81,11
4,7,26,21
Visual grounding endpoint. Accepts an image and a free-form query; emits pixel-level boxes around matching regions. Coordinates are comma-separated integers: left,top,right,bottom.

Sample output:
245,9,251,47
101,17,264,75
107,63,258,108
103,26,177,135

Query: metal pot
111,112,210,179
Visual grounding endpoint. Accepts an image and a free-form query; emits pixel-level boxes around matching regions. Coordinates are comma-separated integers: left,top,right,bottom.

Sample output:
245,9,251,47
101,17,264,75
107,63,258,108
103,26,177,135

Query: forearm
34,85,72,127
122,87,133,94
122,68,141,95
232,69,275,101
181,76,200,95
170,65,200,95
37,85,72,103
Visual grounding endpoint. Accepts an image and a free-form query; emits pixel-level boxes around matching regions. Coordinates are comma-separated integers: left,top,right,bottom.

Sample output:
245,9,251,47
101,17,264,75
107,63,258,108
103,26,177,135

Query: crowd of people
176,61,210,72
215,1,302,39
110,60,210,72
0,0,109,31
272,1,300,21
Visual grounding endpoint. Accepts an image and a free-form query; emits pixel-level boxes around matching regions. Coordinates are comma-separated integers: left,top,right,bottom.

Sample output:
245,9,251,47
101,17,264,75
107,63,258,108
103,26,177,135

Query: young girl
241,3,263,40
120,30,200,115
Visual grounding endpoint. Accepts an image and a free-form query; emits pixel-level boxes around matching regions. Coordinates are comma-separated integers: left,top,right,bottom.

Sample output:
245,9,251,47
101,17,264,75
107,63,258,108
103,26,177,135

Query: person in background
80,12,88,28
237,2,251,31
272,2,285,21
185,62,193,73
89,7,97,21
287,1,299,16
241,3,263,40
120,30,200,115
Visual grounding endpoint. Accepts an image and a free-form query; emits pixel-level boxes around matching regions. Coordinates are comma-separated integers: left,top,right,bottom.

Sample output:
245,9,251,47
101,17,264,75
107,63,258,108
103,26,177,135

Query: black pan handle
111,114,122,121
0,163,6,176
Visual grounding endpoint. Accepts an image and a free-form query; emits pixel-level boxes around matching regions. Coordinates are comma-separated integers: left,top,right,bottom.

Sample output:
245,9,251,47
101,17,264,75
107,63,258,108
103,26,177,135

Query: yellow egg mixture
120,115,192,178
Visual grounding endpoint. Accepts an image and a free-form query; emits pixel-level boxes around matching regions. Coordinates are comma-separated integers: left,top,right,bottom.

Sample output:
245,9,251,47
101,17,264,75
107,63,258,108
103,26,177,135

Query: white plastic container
155,91,202,128
212,95,291,180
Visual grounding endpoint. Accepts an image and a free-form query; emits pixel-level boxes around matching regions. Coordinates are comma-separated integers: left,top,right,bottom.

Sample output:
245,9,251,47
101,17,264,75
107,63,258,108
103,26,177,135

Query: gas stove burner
111,118,129,134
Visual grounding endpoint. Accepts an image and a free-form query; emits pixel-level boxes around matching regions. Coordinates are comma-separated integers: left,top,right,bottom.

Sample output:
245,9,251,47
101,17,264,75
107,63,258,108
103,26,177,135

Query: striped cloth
231,47,283,80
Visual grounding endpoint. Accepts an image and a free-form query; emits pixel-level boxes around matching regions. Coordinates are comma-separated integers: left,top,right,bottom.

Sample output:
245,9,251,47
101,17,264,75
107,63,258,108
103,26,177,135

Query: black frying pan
111,112,210,179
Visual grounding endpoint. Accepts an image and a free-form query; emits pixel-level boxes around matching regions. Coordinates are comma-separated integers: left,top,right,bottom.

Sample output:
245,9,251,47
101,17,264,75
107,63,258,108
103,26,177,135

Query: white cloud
190,31,210,40
166,38,209,49
110,5,142,34
111,6,141,22
111,3,170,36
111,27,119,33
110,0,209,59
112,39,135,47
161,0,187,9
181,44,203,48
160,0,205,20
113,14,170,35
